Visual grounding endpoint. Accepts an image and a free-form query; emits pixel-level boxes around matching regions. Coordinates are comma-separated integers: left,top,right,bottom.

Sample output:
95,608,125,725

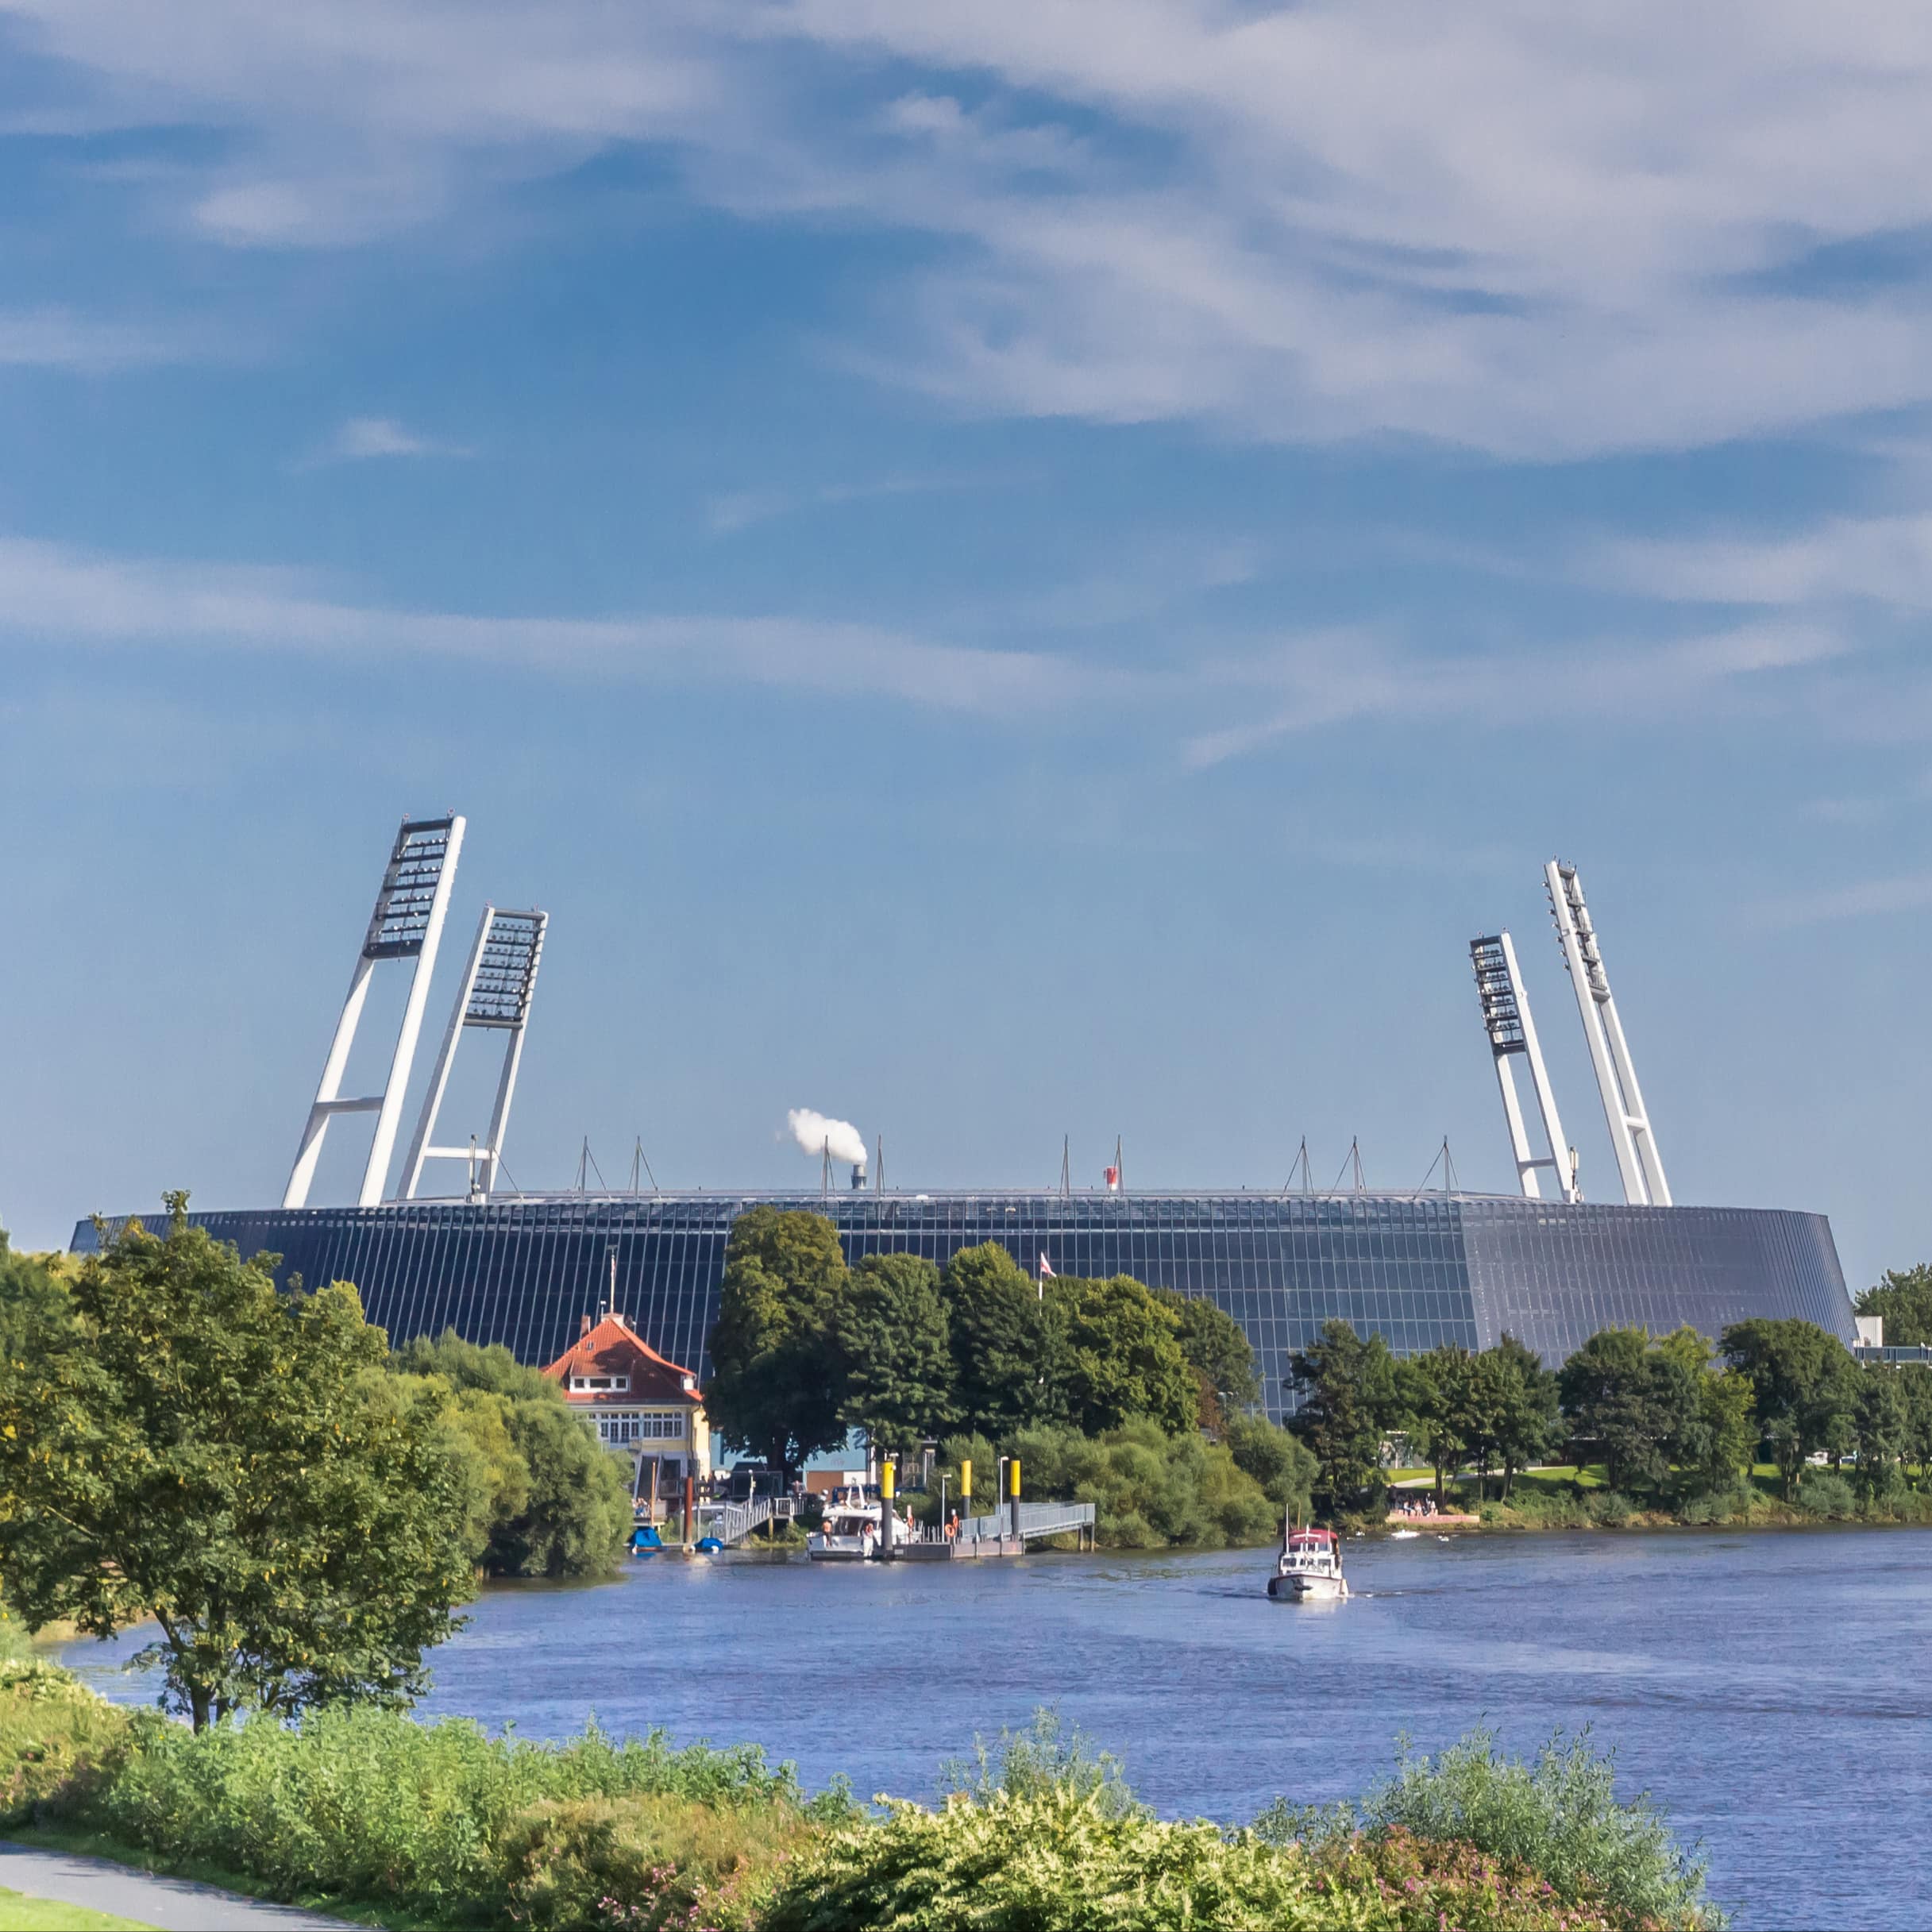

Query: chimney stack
580,1313,592,1338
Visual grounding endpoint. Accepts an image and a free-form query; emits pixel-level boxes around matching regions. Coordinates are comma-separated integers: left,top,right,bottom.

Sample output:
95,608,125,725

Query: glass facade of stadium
79,1191,1855,1425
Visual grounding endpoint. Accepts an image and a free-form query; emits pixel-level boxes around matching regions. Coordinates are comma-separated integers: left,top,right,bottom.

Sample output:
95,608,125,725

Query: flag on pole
1037,1253,1056,1278
1103,1164,1120,1190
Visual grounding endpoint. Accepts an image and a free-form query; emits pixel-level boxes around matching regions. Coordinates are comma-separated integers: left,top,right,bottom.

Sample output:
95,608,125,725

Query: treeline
704,1209,1317,1545
1290,1314,1932,1519
706,1207,1263,1472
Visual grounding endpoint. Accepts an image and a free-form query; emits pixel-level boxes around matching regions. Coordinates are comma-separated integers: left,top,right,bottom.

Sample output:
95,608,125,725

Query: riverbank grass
0,1888,155,1932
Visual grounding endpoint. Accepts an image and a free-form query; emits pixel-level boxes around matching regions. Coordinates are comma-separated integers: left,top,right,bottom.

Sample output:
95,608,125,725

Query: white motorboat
1267,1521,1349,1602
1390,1527,1421,1540
807,1486,916,1561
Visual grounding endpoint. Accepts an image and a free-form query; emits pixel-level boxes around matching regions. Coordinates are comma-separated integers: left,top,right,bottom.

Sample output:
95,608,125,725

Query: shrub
498,1792,816,1930
0,1658,133,1825
82,1702,820,1918
1002,1418,1278,1548
1255,1727,1722,1930
1795,1471,1856,1519
1585,1490,1635,1527
769,1716,1660,1932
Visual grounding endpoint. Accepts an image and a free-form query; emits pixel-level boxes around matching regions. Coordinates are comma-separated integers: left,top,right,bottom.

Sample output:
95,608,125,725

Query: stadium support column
1470,931,1575,1201
282,815,466,1209
400,906,549,1199
1545,859,1671,1207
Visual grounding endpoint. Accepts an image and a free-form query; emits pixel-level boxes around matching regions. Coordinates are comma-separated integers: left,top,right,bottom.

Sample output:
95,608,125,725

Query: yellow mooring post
1008,1456,1022,1544
959,1458,972,1528
880,1458,895,1558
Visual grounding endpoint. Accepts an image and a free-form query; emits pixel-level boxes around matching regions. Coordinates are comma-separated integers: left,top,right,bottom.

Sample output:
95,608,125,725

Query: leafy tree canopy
1721,1317,1858,1498
704,1207,850,1481
1222,1411,1317,1521
1287,1320,1399,1516
0,1200,475,1730
940,1243,1066,1437
1047,1275,1197,1436
1857,1265,1932,1347
838,1253,954,1459
391,1328,632,1578
1154,1288,1260,1426
1556,1328,1700,1499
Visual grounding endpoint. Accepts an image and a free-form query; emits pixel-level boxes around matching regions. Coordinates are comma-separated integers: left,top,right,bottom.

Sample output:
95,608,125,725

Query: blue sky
4,2,1932,1290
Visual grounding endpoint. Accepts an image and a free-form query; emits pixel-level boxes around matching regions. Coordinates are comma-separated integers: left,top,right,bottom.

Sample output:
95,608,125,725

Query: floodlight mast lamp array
282,815,466,1210
399,905,548,1200
1544,858,1671,1208
1470,931,1576,1202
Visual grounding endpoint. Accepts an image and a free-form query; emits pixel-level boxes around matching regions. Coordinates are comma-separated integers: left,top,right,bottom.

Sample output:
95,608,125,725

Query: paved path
0,1844,361,1930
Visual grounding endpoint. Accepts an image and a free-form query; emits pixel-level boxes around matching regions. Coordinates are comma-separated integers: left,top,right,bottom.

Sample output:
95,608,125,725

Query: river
63,1526,1932,1931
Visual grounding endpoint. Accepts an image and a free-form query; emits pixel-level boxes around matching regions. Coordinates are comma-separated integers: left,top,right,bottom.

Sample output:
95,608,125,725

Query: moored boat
807,1485,915,1561
1266,1520,1348,1601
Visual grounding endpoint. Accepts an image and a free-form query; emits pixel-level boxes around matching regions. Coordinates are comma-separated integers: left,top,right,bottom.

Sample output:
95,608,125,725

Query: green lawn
0,1888,155,1931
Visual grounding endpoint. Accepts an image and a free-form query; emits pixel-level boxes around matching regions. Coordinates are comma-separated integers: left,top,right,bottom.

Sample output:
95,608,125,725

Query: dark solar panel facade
76,1192,1854,1425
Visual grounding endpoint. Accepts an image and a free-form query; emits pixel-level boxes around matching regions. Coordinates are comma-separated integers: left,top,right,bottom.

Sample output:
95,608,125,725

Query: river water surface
64,1527,1932,1930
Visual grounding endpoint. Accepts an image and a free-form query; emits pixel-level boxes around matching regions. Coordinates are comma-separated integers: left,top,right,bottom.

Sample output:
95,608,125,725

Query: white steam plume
787,1108,866,1167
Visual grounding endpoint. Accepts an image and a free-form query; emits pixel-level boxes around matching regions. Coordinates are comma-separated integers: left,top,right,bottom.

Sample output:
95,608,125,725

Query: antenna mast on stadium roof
399,904,548,1200
1470,930,1575,1203
283,814,465,1209
1545,859,1671,1207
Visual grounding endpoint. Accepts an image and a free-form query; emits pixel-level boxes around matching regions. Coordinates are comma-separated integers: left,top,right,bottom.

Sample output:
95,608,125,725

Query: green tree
392,1330,632,1578
837,1253,954,1460
941,1244,1066,1436
1154,1288,1260,1425
1856,1265,1932,1347
1653,1327,1757,1495
1394,1348,1473,1506
1556,1329,1699,1499
1222,1411,1317,1522
1722,1317,1859,1499
1287,1321,1398,1517
0,1228,71,1362
704,1208,850,1483
1850,1369,1907,1498
1485,1333,1560,1501
1047,1275,1197,1436
0,1200,474,1731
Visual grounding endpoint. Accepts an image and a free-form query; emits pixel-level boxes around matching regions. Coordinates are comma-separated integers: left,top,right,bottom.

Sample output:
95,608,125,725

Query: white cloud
10,3,1932,453
0,533,1117,715
1587,513,1932,611
0,305,210,371
1755,873,1932,927
312,416,472,464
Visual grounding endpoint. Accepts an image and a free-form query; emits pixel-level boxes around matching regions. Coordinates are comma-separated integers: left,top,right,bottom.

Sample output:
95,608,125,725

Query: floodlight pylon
283,815,465,1209
1544,859,1671,1207
399,905,548,1199
1470,931,1575,1201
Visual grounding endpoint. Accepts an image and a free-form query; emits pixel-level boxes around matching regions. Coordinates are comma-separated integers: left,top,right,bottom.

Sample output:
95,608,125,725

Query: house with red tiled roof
541,1309,711,1505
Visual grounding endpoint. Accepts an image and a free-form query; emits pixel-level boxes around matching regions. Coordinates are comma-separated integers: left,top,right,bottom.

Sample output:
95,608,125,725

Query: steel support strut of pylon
1544,859,1671,1207
400,904,547,1199
282,815,465,1209
1470,930,1575,1201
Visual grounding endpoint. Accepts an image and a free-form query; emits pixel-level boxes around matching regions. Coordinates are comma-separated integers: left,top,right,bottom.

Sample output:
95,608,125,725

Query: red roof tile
540,1313,703,1405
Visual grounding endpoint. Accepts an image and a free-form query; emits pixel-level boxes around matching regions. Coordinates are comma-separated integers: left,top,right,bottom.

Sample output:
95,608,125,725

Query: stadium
75,816,1858,1421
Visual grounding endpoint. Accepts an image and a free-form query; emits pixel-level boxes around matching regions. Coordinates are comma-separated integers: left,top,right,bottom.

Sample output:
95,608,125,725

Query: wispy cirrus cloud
304,416,473,466
10,3,1932,456
0,533,1121,715
0,304,214,371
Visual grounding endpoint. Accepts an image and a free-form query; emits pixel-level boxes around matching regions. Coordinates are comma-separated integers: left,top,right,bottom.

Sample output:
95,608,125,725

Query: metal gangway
698,1495,796,1546
953,1499,1097,1550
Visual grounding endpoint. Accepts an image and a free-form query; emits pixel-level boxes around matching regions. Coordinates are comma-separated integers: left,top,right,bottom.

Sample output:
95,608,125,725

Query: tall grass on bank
1256,1727,1720,1930
85,1704,851,1924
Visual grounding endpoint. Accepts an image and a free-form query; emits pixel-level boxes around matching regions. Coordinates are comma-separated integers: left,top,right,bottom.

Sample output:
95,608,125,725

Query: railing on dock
955,1500,1097,1546
700,1496,796,1546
